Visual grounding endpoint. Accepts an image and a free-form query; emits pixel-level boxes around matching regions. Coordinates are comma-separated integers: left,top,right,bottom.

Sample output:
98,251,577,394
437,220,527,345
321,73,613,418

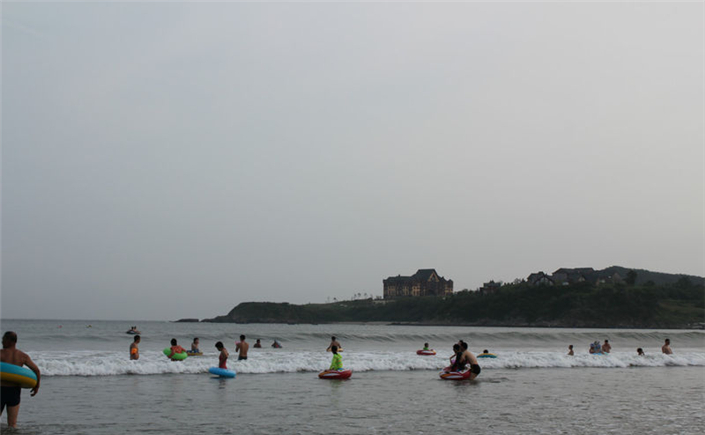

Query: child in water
329,345,343,370
448,344,462,371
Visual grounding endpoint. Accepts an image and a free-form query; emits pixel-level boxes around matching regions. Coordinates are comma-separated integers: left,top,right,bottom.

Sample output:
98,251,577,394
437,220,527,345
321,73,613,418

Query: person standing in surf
215,342,229,369
567,345,574,356
236,335,249,361
448,344,464,371
459,341,481,380
327,336,341,352
168,338,185,360
329,345,343,370
1,331,41,429
602,340,612,353
662,339,673,354
130,335,140,360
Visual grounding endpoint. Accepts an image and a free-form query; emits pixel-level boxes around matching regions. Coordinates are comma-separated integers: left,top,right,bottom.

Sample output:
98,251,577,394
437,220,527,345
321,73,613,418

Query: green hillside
204,279,704,328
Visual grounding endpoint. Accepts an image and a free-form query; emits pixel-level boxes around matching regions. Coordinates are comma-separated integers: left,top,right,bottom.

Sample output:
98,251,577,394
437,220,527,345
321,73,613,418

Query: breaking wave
33,349,705,377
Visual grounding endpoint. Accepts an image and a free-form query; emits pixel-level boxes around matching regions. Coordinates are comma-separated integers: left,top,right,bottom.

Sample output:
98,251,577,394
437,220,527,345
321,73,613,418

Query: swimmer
272,340,282,348
637,348,645,356
191,338,200,353
327,336,341,352
215,342,229,369
130,335,140,360
480,349,490,356
567,345,574,356
253,339,262,348
168,338,185,360
423,342,430,351
329,345,343,370
448,344,463,371
662,338,673,355
602,340,611,353
1,331,41,429
459,341,481,380
236,335,249,361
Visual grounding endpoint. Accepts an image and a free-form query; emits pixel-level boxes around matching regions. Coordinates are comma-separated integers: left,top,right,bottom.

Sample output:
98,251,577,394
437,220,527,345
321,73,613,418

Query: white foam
31,350,705,377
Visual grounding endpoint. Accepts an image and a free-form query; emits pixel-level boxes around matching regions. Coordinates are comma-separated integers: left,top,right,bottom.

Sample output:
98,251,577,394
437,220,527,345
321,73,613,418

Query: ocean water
0,320,703,434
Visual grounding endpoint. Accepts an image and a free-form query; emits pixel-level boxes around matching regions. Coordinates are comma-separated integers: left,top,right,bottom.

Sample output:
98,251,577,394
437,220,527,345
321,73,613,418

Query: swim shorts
470,364,481,375
238,356,247,361
1,386,21,409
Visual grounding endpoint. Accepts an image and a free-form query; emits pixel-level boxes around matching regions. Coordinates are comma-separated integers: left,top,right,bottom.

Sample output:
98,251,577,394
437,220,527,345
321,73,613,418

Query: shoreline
195,319,705,330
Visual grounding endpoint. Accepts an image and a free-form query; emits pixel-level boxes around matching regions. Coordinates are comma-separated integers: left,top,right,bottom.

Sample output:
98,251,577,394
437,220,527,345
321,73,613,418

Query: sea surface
0,319,703,434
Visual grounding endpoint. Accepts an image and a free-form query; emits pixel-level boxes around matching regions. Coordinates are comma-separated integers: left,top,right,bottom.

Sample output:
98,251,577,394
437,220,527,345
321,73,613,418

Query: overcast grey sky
2,2,703,321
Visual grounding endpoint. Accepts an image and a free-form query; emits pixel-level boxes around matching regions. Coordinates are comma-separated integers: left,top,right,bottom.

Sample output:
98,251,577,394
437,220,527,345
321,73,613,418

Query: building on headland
552,268,595,285
527,272,554,286
479,280,502,295
383,269,453,299
526,267,626,286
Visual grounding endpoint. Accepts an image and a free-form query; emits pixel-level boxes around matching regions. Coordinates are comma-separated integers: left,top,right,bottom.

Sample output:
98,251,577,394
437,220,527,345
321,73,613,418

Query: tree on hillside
676,277,692,289
626,270,637,286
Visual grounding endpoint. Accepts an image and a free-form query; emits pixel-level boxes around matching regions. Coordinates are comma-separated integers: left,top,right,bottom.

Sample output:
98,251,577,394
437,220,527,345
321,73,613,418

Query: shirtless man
567,345,574,356
662,338,673,354
235,335,249,361
215,342,229,369
459,341,481,380
130,335,140,360
327,336,341,352
602,340,612,353
1,331,41,429
253,339,262,348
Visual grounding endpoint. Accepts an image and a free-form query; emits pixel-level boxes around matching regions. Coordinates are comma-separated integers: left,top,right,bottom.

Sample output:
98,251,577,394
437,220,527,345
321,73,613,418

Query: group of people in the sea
566,338,673,356
0,328,682,429
128,333,283,363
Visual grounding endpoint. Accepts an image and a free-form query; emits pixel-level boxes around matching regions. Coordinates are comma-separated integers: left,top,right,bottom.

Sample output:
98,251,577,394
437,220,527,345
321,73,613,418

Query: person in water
236,335,249,361
215,342,229,369
567,345,574,356
327,336,341,352
253,339,262,348
662,338,673,354
480,349,490,355
602,340,612,353
1,331,41,429
637,348,645,356
130,335,140,360
329,345,343,370
423,342,430,351
459,341,481,380
449,344,463,371
168,338,185,360
191,338,200,353
272,340,282,348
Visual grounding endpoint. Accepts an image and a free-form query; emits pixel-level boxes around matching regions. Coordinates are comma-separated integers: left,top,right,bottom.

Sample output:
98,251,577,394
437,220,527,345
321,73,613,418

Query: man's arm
23,354,41,396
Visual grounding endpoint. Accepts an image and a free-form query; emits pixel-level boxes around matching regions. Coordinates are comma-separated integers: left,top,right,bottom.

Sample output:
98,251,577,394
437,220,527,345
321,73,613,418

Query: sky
2,1,703,321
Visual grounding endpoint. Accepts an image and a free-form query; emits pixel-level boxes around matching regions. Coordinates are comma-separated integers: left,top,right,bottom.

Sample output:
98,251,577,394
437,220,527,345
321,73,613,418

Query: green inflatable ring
163,348,188,360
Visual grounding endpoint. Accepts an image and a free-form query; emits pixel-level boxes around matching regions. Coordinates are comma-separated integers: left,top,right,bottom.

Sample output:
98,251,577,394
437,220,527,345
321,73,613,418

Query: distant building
479,280,502,294
552,268,595,285
383,269,453,299
527,272,554,286
596,272,625,285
